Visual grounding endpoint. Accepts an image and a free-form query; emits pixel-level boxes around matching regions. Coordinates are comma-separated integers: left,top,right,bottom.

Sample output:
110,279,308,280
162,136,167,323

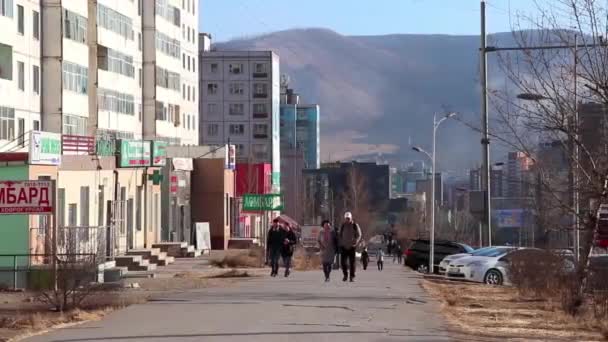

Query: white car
438,246,497,274
445,247,517,285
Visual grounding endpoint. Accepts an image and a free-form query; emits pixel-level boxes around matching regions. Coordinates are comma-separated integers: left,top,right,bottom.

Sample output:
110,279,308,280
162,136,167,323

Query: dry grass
422,279,605,341
209,248,264,269
293,249,321,271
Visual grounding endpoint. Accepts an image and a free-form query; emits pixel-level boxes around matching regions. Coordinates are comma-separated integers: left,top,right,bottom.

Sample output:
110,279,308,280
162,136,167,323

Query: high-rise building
199,48,281,189
469,166,504,198
0,0,41,144
506,151,534,198
35,0,197,144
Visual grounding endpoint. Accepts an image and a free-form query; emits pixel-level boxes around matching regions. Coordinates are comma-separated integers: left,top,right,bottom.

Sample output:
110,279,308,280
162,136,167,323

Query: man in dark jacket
267,219,283,277
339,212,362,282
281,223,298,277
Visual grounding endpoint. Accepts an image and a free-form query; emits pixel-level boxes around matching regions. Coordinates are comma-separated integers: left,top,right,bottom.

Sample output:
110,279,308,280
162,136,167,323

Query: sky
200,0,539,42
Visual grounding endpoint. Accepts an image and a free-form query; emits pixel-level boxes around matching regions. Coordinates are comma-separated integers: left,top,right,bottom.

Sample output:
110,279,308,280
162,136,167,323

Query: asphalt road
25,262,451,342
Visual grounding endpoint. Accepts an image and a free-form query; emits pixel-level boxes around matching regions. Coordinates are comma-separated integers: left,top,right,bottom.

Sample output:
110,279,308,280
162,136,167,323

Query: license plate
449,267,460,273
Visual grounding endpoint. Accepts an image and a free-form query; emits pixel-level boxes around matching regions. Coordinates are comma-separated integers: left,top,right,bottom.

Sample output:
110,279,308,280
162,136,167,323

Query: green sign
119,140,151,167
152,141,168,166
96,139,116,157
148,169,164,185
242,194,283,211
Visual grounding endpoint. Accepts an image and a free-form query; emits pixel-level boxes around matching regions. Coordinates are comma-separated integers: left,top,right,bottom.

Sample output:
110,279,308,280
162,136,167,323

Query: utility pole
480,0,492,246
573,34,580,262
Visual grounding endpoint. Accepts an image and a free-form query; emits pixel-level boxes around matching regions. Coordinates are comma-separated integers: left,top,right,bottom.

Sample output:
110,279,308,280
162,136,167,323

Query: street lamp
412,112,457,273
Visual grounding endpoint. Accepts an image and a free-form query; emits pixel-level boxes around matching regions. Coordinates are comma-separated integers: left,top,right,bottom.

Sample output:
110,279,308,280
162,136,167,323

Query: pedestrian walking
396,244,403,264
281,223,297,277
267,219,283,277
339,212,362,282
317,220,338,282
377,248,385,271
361,247,369,270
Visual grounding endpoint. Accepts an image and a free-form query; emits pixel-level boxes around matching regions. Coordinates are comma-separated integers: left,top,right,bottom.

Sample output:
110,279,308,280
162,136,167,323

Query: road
25,262,451,342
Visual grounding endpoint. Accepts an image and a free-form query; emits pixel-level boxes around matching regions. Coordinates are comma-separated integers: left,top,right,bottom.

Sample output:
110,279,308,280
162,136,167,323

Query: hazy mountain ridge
215,28,517,169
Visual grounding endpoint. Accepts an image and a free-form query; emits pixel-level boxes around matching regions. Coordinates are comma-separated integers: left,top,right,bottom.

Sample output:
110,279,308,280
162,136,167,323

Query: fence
0,253,97,289
30,226,112,263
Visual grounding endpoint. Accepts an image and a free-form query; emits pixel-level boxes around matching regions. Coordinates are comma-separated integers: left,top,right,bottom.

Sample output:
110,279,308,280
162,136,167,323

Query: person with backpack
338,212,362,282
280,223,298,277
317,220,338,282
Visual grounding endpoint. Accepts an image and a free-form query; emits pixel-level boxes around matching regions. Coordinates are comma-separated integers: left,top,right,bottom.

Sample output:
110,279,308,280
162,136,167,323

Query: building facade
199,48,281,189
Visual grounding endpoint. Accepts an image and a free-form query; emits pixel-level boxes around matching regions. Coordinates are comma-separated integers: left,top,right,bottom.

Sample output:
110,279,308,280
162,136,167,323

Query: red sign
62,135,95,155
0,180,54,215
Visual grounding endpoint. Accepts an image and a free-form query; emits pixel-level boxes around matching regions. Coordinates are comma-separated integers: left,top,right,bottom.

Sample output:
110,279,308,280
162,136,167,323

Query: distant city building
199,46,281,189
469,166,504,198
506,152,534,198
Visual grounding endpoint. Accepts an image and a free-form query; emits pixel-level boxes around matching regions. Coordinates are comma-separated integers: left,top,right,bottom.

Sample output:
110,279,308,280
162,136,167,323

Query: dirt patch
422,279,605,341
207,270,252,279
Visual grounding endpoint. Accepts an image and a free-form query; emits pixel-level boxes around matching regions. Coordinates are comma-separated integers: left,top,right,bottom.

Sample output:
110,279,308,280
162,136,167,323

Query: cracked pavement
24,263,451,342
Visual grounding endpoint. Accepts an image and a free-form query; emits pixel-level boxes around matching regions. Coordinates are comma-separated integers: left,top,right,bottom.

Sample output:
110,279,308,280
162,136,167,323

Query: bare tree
483,0,608,311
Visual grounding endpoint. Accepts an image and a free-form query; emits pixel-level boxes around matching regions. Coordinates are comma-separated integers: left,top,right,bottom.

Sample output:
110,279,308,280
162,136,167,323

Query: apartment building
142,0,198,145
199,47,281,189
0,0,42,147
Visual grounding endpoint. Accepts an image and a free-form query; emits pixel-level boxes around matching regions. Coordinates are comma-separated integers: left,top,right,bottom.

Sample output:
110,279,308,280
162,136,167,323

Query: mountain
214,28,516,170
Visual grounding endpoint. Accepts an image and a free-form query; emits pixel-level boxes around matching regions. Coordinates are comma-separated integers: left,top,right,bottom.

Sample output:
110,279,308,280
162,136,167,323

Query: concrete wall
191,158,234,250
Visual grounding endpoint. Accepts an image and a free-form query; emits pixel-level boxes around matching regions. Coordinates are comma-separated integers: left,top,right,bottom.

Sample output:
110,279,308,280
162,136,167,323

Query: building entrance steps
152,242,202,258
126,248,175,266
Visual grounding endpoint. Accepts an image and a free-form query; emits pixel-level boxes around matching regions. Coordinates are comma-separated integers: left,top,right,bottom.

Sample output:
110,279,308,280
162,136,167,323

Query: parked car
438,246,498,274
404,239,474,274
445,247,523,285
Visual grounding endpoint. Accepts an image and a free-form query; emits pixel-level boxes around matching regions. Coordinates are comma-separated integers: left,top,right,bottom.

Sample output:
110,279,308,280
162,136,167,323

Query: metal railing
0,253,97,289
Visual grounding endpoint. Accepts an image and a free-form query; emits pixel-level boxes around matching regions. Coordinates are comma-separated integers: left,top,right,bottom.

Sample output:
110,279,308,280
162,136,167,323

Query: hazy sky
200,0,538,42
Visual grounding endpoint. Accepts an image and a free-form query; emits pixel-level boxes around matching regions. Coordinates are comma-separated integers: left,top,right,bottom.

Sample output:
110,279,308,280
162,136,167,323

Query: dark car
404,239,474,274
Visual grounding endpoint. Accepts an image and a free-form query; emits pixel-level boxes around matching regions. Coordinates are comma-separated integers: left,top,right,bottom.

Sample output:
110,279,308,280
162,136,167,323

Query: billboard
29,131,61,165
494,209,525,228
118,140,151,167
0,180,54,215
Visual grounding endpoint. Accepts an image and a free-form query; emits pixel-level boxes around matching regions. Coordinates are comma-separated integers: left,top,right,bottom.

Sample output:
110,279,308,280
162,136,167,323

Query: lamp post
413,112,457,273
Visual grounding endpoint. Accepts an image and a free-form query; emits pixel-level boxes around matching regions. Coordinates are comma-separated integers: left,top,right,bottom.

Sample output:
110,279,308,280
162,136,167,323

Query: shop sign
242,194,283,211
172,158,193,171
119,140,151,167
29,131,61,166
0,180,54,215
152,141,168,166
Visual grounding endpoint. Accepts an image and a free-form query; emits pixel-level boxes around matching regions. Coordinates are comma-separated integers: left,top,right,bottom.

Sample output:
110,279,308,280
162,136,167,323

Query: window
253,123,269,138
63,9,87,43
0,106,15,140
0,0,13,18
187,85,190,101
0,43,12,80
62,61,88,94
17,5,23,35
229,83,244,95
33,120,39,131
156,31,180,58
252,144,269,159
187,26,190,42
138,0,142,16
208,124,218,137
253,63,267,77
187,55,190,71
210,63,218,73
207,83,218,95
182,24,185,39
97,3,134,40
207,103,218,115
229,103,244,115
98,46,135,78
186,115,191,130
32,65,39,94
138,33,142,51
193,86,196,102
155,66,180,91
62,114,87,135
58,188,65,227
138,68,142,87
229,124,245,135
98,88,135,115
192,0,195,14
136,186,142,231
80,186,90,227
193,58,196,73
17,118,24,146
182,84,186,99
253,83,268,98
68,204,77,227
182,0,185,9
229,63,243,74
253,103,268,118
17,61,24,90
155,101,165,120
119,187,126,233
182,53,185,68
33,11,39,40
98,186,105,226
187,0,190,13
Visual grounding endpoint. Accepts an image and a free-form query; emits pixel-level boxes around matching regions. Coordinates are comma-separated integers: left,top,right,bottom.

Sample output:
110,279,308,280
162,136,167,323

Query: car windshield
472,247,514,257
460,244,475,253
470,247,497,256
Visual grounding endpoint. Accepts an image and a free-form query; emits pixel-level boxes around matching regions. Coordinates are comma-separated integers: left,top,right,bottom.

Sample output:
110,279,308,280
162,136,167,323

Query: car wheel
416,264,429,274
484,269,503,285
